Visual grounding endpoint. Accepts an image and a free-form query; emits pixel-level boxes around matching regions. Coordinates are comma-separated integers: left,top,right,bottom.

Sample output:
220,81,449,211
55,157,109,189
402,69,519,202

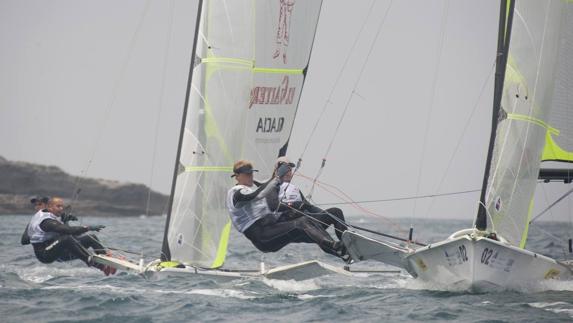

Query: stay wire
423,59,497,218
299,0,377,159
530,186,573,224
69,0,152,208
413,0,450,218
307,0,394,198
146,0,176,216
316,188,481,206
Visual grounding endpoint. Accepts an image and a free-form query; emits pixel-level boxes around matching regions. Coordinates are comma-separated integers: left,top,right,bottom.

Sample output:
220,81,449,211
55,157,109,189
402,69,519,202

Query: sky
1,0,572,224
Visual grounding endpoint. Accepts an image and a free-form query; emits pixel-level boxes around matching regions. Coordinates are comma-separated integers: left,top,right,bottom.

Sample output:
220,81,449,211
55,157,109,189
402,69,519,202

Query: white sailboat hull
342,229,572,289
406,234,572,289
92,255,350,282
144,260,350,281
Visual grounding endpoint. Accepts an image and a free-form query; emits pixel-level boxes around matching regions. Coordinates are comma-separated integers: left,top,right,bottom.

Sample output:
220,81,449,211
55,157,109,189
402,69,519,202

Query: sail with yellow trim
542,4,573,163
481,0,566,248
161,0,323,268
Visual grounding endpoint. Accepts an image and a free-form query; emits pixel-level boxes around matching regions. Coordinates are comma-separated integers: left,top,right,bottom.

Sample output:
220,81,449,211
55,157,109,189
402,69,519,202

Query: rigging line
295,172,408,234
315,188,481,206
530,186,573,224
423,59,497,218
413,0,450,218
321,0,393,160
146,0,176,217
531,223,570,248
69,0,152,208
307,0,394,198
299,0,377,159
278,201,427,247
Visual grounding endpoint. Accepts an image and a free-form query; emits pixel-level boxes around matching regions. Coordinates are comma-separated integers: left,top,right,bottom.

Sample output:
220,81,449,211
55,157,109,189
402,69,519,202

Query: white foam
186,289,256,300
44,284,258,300
14,265,96,284
528,301,571,309
261,278,320,292
297,294,333,300
528,301,573,318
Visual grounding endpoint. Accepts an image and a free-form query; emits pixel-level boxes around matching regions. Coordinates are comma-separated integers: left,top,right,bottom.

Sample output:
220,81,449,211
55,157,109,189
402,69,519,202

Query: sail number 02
481,248,495,265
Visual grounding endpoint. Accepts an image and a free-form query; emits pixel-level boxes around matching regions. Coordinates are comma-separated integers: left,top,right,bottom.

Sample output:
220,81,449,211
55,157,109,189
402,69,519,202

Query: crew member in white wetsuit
274,157,348,240
226,160,348,260
26,197,114,275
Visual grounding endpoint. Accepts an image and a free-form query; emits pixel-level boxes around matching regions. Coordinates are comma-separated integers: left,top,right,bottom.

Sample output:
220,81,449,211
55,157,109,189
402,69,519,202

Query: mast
161,0,204,261
475,0,516,230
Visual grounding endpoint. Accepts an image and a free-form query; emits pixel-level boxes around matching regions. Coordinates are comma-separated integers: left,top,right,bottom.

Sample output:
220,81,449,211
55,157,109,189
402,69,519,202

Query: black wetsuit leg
75,234,106,254
32,235,92,266
244,216,340,256
303,206,348,240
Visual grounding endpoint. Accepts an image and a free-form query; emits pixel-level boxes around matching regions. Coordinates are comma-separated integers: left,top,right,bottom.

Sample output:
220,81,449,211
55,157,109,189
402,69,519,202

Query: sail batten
162,0,323,267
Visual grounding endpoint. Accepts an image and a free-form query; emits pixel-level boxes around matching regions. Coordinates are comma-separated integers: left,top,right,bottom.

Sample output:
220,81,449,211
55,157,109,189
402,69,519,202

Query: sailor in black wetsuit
226,160,349,261
21,196,50,246
26,197,112,274
275,157,348,240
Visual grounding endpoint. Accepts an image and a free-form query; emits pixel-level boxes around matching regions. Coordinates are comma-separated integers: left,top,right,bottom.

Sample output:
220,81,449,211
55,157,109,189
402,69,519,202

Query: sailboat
343,0,573,289
91,0,352,281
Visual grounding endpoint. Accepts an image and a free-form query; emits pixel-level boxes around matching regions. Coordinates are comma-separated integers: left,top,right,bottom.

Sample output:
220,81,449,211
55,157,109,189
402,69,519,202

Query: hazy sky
1,0,572,223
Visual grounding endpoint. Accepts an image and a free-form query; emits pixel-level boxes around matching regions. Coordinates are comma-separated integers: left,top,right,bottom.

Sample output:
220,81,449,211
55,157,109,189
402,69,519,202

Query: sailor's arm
232,178,280,207
39,219,90,235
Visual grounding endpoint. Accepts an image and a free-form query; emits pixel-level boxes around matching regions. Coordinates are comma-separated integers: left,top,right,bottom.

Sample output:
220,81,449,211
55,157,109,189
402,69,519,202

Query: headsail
478,0,566,247
542,4,573,164
161,0,323,268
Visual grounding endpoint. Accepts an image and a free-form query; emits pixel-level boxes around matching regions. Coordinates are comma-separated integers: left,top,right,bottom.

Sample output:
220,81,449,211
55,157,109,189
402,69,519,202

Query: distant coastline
0,156,169,217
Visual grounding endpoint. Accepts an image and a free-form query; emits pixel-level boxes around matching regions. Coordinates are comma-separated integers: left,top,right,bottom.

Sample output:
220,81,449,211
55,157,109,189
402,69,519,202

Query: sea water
1,215,573,322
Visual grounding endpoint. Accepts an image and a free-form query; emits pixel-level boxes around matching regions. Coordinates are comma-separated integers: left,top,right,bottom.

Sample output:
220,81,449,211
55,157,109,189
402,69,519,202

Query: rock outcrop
0,156,169,216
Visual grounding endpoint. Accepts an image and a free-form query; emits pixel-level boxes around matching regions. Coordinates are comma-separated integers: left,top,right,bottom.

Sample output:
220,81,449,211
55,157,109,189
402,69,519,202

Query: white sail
163,0,323,268
543,3,573,163
484,0,565,247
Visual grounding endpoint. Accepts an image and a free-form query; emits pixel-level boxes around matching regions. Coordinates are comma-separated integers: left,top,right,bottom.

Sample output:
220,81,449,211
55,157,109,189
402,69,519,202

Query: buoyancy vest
279,182,303,203
226,180,280,233
28,210,63,244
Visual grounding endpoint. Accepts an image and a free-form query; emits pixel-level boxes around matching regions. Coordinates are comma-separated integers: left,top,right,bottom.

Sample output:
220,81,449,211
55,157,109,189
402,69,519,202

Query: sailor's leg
292,217,340,256
34,235,93,266
75,234,106,254
324,207,348,240
305,206,348,240
245,217,340,257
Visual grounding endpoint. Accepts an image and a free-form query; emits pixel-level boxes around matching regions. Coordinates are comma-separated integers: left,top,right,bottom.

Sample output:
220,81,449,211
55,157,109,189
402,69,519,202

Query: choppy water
1,215,573,322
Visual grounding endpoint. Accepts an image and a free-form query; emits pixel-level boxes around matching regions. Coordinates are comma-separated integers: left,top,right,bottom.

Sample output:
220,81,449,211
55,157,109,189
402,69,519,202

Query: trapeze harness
27,210,105,266
226,178,342,257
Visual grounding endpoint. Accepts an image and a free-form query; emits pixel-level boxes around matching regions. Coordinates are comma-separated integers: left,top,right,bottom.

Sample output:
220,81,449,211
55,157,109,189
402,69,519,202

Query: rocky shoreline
0,156,169,217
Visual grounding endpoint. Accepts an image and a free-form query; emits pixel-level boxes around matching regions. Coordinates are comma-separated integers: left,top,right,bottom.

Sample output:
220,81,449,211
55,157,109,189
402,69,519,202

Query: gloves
87,225,106,232
61,213,78,223
276,163,291,178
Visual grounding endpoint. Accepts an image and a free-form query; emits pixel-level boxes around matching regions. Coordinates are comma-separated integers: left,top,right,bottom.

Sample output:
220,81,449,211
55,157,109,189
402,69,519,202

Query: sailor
21,196,50,245
226,160,349,261
274,157,348,240
26,197,115,275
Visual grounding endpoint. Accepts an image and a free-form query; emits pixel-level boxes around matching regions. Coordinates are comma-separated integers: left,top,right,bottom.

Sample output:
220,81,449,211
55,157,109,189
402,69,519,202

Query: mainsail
478,0,566,247
161,0,323,268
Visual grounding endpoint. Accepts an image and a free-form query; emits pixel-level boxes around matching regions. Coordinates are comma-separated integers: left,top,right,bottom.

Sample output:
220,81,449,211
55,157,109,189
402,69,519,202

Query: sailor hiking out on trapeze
226,159,351,262
23,196,116,275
